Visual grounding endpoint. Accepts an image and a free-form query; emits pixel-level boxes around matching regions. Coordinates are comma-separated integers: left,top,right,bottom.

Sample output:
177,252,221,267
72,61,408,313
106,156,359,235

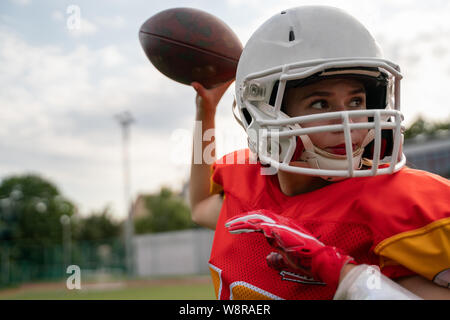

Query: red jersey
208,149,450,300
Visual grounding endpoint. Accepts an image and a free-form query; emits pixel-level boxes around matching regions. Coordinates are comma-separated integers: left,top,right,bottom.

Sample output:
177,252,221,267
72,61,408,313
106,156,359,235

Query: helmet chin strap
296,129,375,181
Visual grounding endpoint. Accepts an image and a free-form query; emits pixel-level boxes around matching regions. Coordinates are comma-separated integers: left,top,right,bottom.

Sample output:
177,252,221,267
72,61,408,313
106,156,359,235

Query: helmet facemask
234,6,406,179
236,65,405,179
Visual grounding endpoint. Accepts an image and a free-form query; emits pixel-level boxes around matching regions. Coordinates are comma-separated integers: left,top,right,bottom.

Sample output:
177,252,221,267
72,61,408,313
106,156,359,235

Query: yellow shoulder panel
209,165,224,195
210,179,224,195
374,217,450,281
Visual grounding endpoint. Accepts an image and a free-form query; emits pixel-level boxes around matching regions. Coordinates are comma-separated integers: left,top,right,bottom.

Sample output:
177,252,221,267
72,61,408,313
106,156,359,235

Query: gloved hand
225,209,355,289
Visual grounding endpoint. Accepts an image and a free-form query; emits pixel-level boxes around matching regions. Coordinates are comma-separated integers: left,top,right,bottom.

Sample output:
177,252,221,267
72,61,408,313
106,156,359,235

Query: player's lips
326,143,357,155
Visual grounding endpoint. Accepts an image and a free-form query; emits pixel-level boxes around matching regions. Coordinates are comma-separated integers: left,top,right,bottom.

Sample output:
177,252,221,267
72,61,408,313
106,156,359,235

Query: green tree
0,174,77,285
404,116,450,140
70,208,125,272
0,174,129,287
72,207,122,243
134,187,195,234
0,174,75,246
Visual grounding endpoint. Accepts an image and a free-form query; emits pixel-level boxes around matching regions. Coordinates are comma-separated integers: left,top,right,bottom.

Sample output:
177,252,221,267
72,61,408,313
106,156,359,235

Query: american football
139,7,243,89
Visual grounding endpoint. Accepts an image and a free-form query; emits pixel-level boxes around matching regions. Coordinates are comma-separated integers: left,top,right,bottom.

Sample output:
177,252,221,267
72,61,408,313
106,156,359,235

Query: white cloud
51,10,64,22
95,16,126,29
99,46,125,68
0,28,183,217
9,0,31,6
67,17,98,37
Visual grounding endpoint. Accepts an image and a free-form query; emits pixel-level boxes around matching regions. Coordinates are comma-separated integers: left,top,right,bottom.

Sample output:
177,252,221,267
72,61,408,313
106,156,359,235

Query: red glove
225,210,355,289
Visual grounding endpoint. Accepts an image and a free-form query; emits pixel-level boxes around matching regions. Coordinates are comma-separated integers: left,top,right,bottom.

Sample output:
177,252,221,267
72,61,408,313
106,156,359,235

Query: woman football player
189,6,450,300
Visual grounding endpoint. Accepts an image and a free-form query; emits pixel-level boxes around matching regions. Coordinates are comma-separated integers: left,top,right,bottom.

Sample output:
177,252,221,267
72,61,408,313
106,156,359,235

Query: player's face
284,78,369,155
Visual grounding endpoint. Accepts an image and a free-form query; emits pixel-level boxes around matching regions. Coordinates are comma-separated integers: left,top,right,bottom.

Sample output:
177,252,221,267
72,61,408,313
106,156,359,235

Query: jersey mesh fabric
209,150,448,299
210,193,338,300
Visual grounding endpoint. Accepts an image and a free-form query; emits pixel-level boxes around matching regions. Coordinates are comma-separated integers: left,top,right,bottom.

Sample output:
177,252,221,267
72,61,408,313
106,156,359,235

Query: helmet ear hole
269,80,288,113
269,81,280,107
241,108,253,126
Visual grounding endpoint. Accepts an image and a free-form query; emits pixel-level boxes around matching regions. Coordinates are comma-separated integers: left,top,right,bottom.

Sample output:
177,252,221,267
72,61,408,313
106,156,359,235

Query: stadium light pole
115,111,135,277
60,214,71,268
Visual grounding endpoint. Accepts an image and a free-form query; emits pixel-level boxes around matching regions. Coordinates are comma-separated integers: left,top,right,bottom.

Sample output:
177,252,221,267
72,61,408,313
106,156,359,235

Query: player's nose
332,100,348,112
327,101,347,125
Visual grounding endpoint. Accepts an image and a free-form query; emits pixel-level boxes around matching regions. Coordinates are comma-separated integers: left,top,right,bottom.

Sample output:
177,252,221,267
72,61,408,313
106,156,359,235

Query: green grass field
0,275,216,300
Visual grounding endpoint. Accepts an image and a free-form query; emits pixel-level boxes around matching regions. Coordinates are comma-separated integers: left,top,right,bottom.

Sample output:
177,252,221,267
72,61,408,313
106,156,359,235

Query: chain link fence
0,229,215,288
0,238,127,288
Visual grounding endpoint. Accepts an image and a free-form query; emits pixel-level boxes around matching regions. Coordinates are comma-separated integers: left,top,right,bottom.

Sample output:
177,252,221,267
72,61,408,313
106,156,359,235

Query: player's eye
348,97,365,108
310,100,329,110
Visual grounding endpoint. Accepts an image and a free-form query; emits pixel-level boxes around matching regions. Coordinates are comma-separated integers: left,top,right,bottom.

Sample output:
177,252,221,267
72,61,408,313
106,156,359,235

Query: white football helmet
234,6,406,180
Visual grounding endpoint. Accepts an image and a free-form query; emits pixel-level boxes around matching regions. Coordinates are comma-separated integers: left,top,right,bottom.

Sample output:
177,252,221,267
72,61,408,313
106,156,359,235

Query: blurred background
0,0,449,299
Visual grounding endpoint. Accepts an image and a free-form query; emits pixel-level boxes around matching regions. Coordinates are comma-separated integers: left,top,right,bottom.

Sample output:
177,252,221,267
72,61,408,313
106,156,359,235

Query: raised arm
189,80,233,230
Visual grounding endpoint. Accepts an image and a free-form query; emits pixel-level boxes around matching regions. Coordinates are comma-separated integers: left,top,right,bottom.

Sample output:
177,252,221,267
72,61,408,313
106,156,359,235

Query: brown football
139,7,242,89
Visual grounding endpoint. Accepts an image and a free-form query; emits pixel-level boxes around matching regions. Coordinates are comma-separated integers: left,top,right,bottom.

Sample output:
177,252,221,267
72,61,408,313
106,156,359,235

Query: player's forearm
395,275,450,300
334,264,421,300
339,263,356,284
337,264,449,300
189,108,216,212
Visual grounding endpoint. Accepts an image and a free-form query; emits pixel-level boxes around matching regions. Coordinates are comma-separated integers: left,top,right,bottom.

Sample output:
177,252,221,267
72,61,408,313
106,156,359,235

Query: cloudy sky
1,0,449,219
